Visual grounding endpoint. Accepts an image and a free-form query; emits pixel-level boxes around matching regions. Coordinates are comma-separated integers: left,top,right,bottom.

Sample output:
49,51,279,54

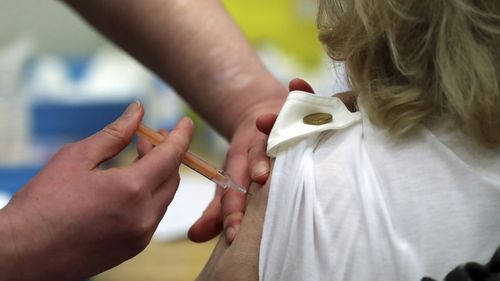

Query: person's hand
249,78,357,174
187,89,286,244
246,77,357,236
187,78,356,245
246,78,316,184
0,101,193,281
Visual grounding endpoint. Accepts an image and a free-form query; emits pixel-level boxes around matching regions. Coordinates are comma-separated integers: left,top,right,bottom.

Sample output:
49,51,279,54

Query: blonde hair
318,0,500,147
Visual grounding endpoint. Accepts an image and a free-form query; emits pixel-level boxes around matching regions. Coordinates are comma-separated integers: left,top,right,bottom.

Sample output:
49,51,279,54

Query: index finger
124,117,193,193
221,147,250,242
289,78,315,93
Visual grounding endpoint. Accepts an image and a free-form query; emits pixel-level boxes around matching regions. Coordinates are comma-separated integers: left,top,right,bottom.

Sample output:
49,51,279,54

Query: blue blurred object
65,55,91,81
32,100,133,140
0,165,42,196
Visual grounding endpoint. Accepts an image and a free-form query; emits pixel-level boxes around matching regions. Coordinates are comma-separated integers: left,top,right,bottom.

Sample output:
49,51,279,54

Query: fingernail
181,117,194,128
123,100,141,117
225,227,236,243
251,161,269,179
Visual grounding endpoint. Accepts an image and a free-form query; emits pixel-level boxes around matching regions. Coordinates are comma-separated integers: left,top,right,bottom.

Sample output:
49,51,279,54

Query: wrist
0,208,23,280
0,203,51,281
224,76,287,140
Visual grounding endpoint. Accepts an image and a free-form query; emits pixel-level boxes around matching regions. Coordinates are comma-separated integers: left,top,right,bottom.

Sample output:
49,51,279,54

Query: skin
197,78,357,280
196,178,270,281
61,0,288,244
0,102,194,280
249,78,357,167
0,0,287,279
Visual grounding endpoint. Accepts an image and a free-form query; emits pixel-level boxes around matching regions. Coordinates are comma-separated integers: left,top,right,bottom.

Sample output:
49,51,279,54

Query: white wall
0,0,107,54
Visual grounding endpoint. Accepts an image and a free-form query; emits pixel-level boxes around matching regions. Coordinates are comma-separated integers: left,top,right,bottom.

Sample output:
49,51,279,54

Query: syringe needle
136,123,246,194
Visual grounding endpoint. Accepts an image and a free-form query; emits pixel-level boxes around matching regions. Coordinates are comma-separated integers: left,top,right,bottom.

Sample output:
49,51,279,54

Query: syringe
136,123,246,194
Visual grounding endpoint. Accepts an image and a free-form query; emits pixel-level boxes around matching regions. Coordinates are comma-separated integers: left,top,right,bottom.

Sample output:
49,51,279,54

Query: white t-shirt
260,91,500,281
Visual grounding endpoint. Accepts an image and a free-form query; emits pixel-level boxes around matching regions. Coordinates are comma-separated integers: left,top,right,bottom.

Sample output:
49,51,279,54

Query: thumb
78,101,143,169
289,78,315,93
256,113,278,136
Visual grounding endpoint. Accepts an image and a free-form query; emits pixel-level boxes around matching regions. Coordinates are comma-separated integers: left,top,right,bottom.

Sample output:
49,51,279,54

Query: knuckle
119,174,144,199
53,142,84,165
133,220,150,237
58,142,78,157
102,122,127,144
224,211,244,228
104,168,141,198
220,189,246,214
172,145,186,165
171,139,185,158
160,141,186,166
125,182,143,199
172,132,190,150
129,218,155,242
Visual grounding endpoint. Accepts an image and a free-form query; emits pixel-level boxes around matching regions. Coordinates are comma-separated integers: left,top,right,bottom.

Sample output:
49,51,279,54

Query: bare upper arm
196,164,272,281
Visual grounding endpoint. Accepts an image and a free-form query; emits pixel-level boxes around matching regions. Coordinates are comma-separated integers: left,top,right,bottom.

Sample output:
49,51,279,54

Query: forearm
62,0,286,139
0,105,194,280
0,204,61,280
0,210,17,279
0,208,39,280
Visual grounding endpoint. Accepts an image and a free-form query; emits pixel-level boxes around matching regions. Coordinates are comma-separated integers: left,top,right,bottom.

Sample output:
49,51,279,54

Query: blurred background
0,0,345,279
